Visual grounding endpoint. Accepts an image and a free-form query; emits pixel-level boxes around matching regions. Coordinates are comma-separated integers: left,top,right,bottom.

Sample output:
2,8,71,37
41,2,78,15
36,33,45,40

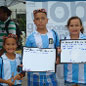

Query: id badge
49,38,53,44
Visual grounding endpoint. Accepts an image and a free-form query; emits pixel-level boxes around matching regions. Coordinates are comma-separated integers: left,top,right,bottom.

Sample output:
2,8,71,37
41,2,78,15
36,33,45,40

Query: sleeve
16,54,22,73
8,21,16,34
0,58,2,78
55,33,60,47
25,35,32,47
19,56,22,64
17,54,22,64
52,30,60,48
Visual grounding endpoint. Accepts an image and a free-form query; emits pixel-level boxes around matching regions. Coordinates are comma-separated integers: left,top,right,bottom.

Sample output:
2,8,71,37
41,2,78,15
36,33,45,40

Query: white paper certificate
22,47,56,72
61,39,86,63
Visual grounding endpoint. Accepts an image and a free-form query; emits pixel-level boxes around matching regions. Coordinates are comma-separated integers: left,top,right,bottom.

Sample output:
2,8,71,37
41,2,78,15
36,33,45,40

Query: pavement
22,73,27,86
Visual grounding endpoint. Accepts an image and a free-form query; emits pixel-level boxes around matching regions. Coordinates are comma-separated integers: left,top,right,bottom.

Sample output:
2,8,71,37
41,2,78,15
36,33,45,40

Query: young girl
0,34,22,86
64,16,86,86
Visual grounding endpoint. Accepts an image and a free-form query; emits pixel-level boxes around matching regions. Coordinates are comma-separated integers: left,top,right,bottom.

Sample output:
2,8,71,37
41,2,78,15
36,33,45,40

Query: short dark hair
0,6,12,17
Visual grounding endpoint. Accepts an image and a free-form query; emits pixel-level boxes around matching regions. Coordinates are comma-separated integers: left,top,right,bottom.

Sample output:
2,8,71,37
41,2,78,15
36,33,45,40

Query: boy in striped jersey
25,8,60,86
0,6,16,56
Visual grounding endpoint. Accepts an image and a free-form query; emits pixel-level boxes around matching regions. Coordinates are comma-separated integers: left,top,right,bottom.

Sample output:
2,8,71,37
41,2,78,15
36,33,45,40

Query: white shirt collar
66,32,83,39
34,28,50,35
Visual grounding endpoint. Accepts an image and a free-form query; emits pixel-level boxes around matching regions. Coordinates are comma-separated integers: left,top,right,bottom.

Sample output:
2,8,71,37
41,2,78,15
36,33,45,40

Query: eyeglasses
3,33,18,40
33,9,47,15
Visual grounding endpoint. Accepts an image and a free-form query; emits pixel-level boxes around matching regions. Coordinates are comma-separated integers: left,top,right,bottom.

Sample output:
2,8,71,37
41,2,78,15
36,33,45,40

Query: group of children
0,8,86,86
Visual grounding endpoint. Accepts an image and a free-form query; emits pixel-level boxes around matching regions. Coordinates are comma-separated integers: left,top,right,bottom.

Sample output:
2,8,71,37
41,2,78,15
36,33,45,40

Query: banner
26,0,86,39
26,1,86,85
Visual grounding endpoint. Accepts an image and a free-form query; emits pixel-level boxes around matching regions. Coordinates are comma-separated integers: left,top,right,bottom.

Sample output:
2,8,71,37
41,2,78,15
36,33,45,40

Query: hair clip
3,33,18,40
33,9,47,15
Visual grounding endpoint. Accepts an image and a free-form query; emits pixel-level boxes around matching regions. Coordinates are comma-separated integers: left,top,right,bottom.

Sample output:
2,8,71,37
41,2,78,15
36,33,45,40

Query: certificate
22,47,56,72
60,39,86,63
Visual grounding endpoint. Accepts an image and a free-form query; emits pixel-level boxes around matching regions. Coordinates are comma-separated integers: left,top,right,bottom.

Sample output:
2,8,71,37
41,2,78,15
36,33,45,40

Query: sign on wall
26,0,86,39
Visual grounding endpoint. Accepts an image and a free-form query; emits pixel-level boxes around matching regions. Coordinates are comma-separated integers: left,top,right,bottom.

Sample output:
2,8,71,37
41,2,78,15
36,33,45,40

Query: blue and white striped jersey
26,29,59,48
0,53,22,86
26,29,59,74
64,33,86,84
25,29,59,86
